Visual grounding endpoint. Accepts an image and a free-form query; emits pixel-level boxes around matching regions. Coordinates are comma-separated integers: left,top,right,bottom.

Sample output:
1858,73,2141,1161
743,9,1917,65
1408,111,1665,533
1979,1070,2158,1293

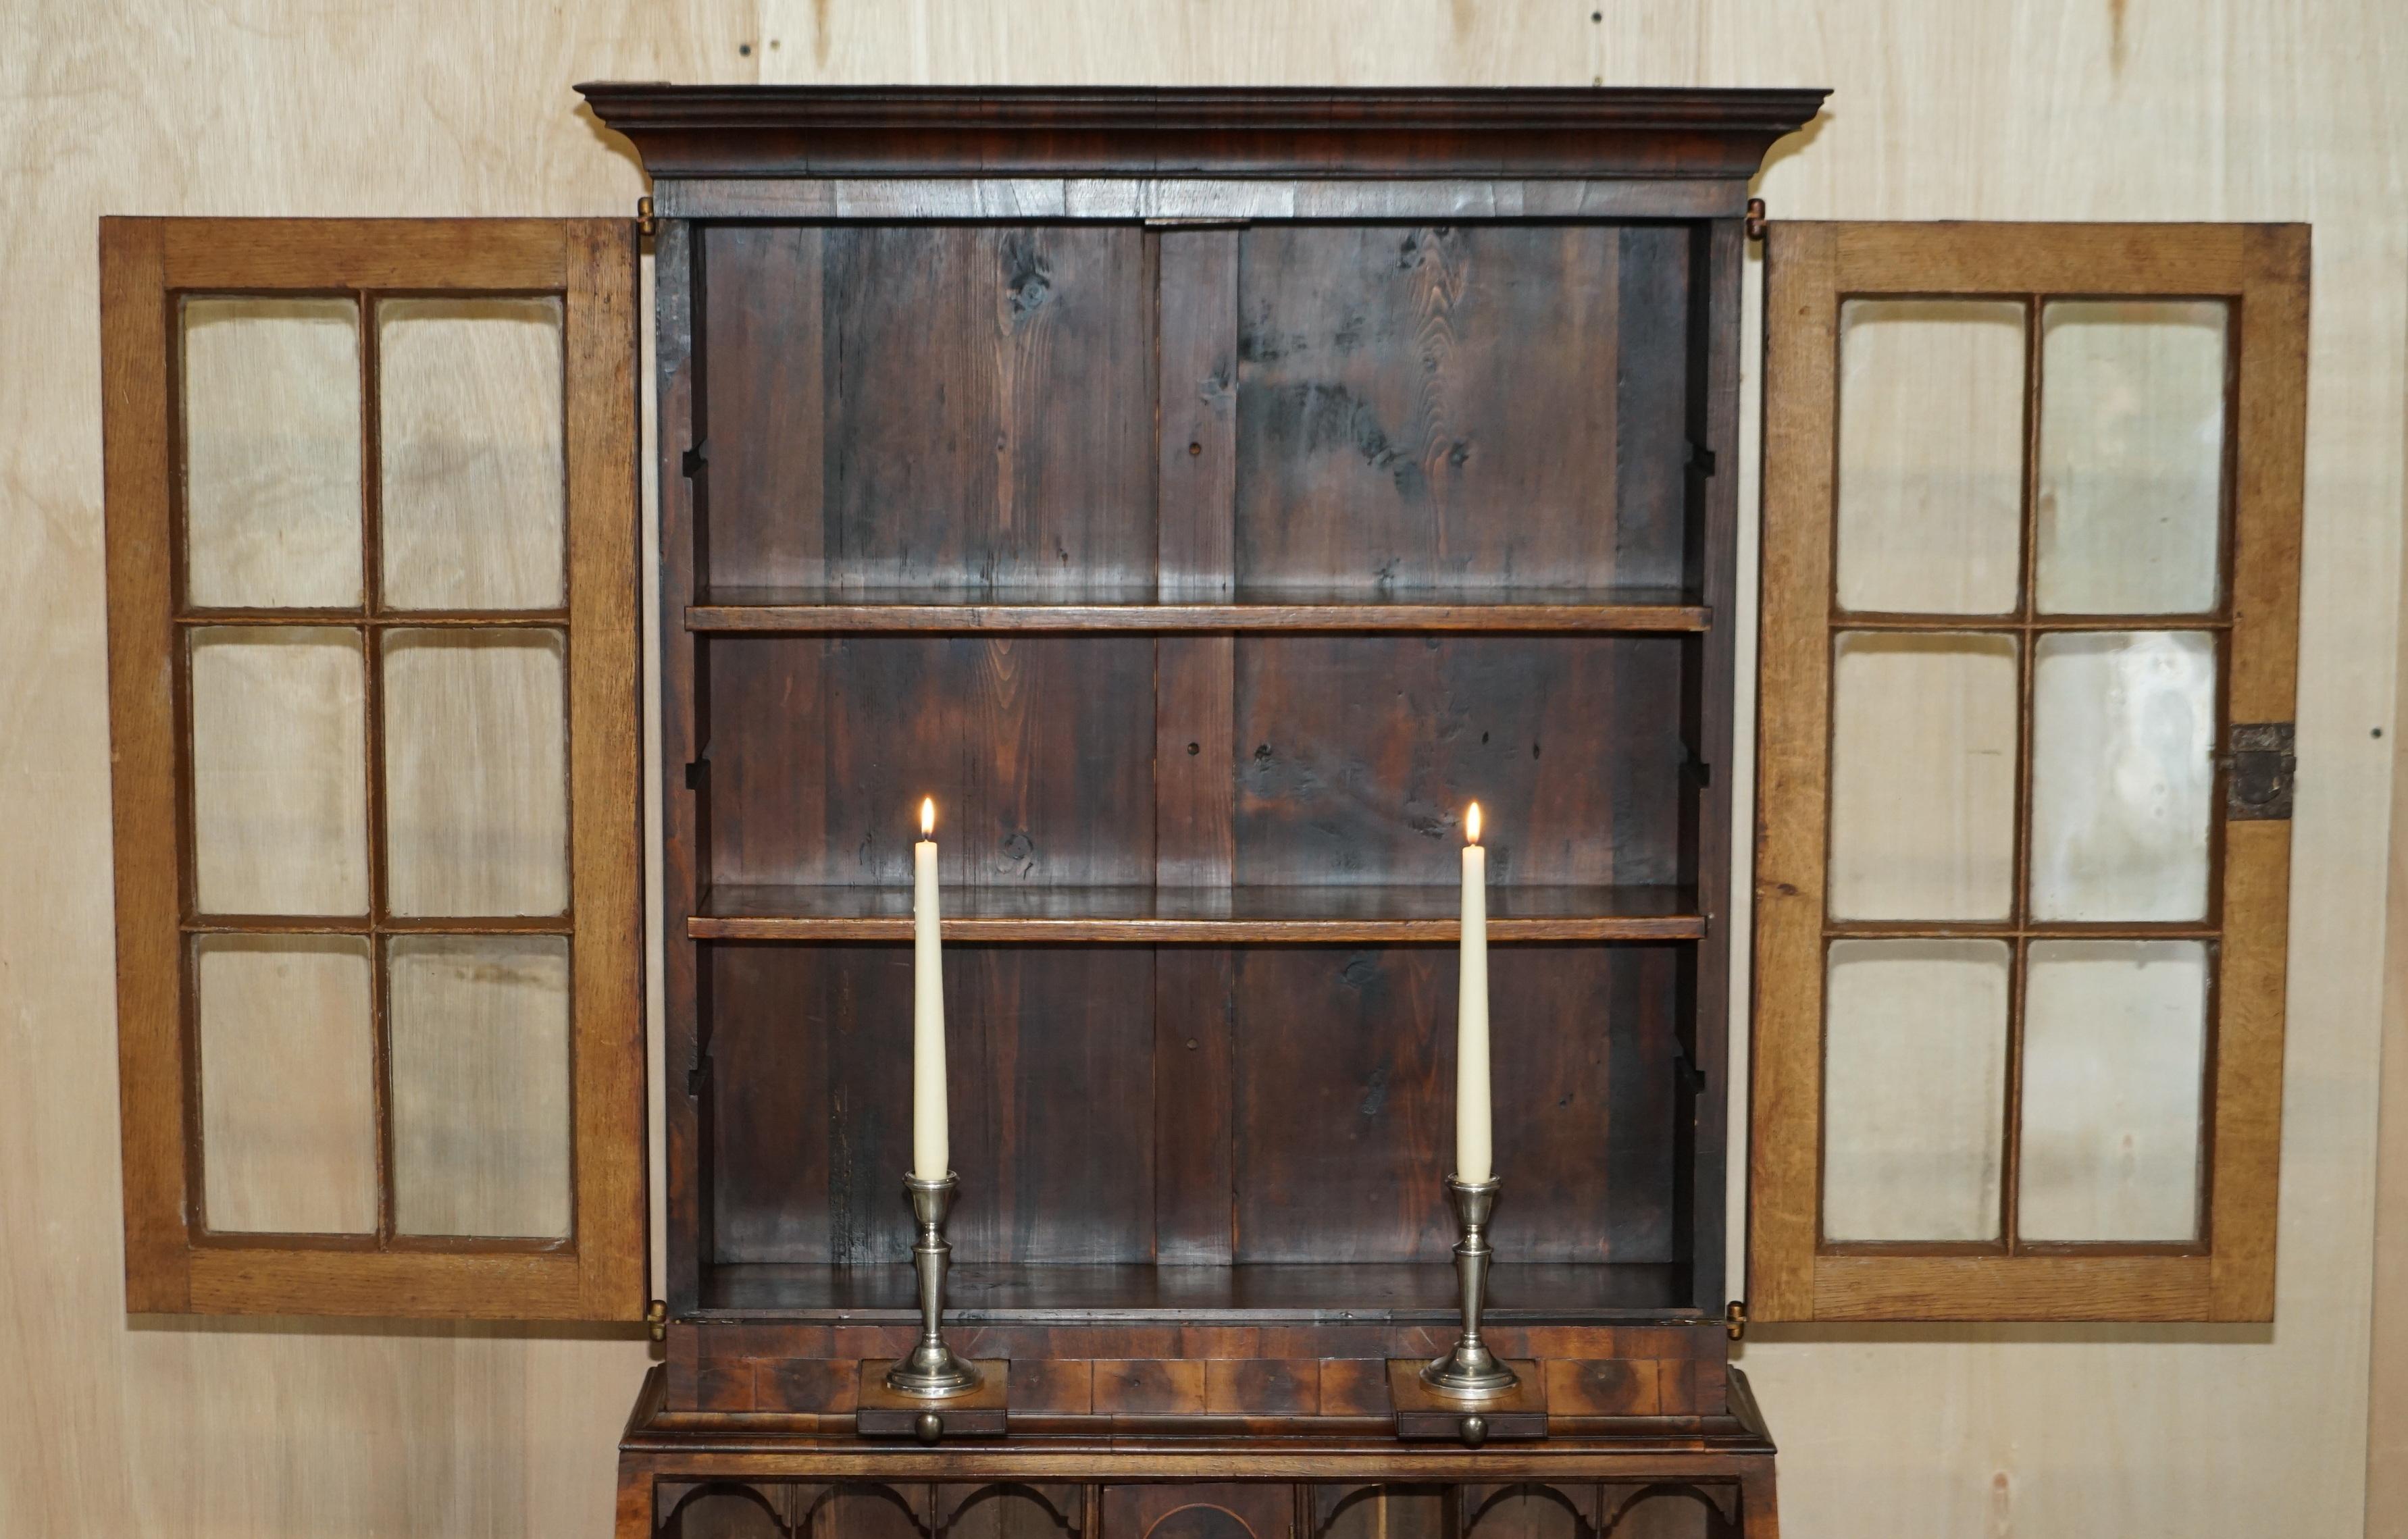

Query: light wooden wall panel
3,2,2402,1537
0,3,748,1536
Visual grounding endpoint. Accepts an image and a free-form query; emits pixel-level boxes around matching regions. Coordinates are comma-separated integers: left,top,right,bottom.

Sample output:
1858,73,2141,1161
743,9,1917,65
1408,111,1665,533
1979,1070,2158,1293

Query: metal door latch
2224,723,2297,821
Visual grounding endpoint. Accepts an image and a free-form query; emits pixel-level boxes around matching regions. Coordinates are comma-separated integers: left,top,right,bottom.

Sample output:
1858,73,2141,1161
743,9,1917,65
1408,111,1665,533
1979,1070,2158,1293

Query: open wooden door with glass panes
100,217,646,1319
1749,221,2307,1322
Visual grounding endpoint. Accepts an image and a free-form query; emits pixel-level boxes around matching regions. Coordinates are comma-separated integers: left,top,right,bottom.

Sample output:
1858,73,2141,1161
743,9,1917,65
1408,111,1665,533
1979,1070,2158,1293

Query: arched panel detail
940,1482,1084,1539
796,1482,933,1539
1462,1483,1595,1539
1599,1483,1739,1539
1315,1484,1451,1539
1146,1503,1266,1539
663,1482,786,1539
1314,1486,1383,1539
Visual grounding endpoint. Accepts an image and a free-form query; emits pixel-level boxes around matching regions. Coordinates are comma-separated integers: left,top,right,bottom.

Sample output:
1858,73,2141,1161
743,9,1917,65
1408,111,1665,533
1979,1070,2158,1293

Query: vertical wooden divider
1153,229,1240,1265
656,217,706,1312
1684,218,1745,1312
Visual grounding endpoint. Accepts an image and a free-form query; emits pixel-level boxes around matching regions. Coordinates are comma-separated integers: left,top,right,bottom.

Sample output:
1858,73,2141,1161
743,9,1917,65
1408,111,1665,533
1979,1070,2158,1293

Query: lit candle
911,797,949,1181
1457,802,1492,1184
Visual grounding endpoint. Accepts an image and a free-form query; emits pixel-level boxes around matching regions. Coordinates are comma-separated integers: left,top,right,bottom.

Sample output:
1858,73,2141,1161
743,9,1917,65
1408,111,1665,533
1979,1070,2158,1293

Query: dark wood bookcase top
588,89,1816,1510
580,82,1828,180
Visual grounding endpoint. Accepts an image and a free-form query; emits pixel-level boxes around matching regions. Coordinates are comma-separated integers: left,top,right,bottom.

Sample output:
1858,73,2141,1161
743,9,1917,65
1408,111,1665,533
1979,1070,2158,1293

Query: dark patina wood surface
588,78,1820,1524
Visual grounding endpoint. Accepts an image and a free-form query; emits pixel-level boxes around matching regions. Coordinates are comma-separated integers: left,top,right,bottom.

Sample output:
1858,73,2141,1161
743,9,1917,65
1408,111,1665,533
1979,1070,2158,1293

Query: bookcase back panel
1231,635,1689,887
1226,943,1683,1264
698,223,1158,592
634,140,1759,1320
707,942,1156,1265
701,632,1689,895
703,635,1158,888
1232,224,1693,596
702,938,1685,1270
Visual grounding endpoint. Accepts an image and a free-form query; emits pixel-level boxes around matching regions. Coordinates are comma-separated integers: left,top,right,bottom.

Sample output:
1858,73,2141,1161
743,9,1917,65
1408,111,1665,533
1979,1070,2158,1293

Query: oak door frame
101,217,647,1319
1749,221,2308,1322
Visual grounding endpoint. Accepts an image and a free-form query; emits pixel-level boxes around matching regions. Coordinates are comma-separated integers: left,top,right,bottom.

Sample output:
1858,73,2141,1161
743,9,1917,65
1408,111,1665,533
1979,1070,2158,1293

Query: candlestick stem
884,1173,982,1398
1421,1174,1518,1398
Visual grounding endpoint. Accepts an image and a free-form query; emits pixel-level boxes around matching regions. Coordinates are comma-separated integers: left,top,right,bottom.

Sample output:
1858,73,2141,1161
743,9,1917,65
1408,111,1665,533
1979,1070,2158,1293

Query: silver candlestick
1422,1174,1518,1398
883,1172,982,1398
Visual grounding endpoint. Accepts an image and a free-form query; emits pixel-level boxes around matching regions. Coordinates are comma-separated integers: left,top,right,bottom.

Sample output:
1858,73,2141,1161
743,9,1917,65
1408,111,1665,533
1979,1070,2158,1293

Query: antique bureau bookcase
583,84,1824,1539
98,78,2315,1539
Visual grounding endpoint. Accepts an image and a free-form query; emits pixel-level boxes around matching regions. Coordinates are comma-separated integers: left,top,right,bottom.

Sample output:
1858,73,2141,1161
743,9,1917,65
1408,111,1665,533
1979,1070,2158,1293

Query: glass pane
2029,631,2215,921
383,629,568,916
2037,301,2227,615
195,935,376,1233
390,935,572,1238
181,298,363,608
378,298,566,610
2019,940,2209,1242
189,627,368,914
1836,300,2026,615
1828,632,2020,920
1822,939,2010,1243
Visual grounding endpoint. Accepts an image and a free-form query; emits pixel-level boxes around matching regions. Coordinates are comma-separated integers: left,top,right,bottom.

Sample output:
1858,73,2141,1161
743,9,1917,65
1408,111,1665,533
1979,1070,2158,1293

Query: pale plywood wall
3,2,2402,1536
0,5,746,1536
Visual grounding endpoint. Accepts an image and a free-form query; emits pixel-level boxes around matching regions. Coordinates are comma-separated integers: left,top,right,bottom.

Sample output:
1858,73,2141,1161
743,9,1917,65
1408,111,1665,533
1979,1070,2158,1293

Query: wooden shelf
695,1261,1699,1323
687,583,1709,634
690,883,1705,942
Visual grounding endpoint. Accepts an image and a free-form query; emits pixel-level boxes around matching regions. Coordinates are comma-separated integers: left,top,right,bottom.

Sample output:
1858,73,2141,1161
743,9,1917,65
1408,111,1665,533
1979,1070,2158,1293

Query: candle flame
921,797,936,837
1466,802,1482,844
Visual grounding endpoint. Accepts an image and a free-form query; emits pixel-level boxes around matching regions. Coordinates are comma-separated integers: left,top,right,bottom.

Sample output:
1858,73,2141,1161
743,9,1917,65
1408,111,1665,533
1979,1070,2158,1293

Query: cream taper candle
911,797,949,1181
1457,802,1492,1184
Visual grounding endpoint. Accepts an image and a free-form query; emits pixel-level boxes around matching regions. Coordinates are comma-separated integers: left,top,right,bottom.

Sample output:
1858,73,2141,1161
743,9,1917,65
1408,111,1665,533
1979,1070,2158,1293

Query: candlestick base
883,1172,984,1399
1422,1174,1519,1400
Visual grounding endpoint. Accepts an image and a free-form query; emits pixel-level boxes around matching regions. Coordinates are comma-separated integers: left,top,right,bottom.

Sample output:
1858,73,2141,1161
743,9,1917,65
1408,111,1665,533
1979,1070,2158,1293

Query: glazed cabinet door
1749,221,2307,1321
100,217,646,1318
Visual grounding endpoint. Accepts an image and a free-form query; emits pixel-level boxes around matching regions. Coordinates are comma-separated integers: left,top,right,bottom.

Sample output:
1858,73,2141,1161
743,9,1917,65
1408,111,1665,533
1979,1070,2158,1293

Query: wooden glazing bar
2001,293,2043,1255
358,286,397,1246
194,1230,573,1253
180,914,576,935
1821,920,2222,941
176,609,569,627
1827,612,2232,633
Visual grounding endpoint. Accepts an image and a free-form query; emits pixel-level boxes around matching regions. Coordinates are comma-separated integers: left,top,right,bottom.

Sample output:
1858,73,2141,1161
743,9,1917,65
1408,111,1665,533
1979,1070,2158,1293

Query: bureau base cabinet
619,1365,1778,1539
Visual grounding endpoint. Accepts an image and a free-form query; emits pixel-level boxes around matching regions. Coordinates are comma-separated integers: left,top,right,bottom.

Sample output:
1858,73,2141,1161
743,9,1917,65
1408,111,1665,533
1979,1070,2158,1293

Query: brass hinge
2224,722,2297,821
646,1299,667,1341
1725,1299,1747,1340
1743,198,1767,241
636,194,657,239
